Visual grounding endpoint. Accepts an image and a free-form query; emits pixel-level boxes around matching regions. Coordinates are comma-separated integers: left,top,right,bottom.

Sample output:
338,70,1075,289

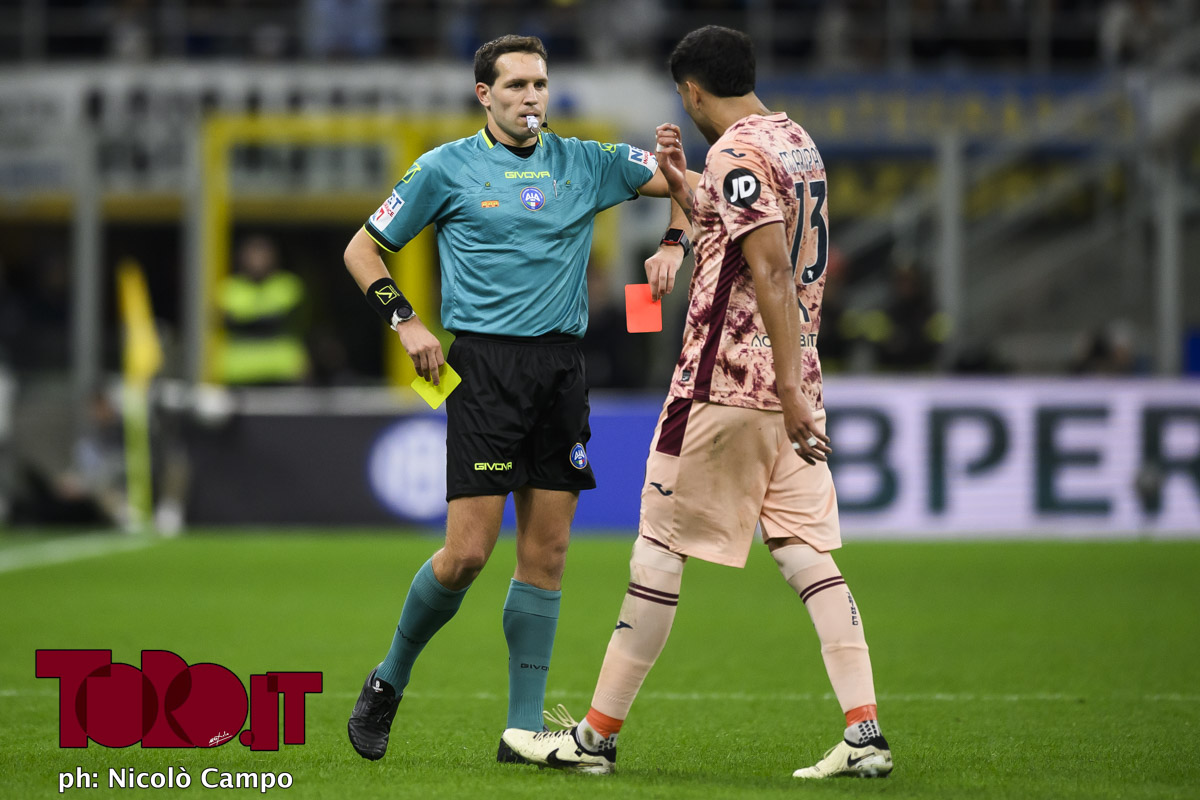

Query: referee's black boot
347,665,401,760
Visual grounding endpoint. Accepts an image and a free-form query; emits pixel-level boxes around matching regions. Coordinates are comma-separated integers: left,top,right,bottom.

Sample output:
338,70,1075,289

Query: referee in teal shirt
344,34,698,763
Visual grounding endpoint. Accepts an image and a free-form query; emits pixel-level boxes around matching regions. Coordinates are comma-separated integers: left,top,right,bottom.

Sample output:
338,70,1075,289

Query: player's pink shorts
638,397,841,567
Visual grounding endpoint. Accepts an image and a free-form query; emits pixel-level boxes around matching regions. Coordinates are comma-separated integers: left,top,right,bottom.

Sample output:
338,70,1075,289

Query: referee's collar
481,125,543,156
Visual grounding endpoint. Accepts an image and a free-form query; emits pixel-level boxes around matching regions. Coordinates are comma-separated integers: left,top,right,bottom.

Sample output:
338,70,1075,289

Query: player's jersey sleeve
363,152,450,253
581,140,659,213
709,146,784,242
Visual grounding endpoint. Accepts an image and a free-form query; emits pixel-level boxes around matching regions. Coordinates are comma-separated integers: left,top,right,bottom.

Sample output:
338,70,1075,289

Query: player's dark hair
669,25,756,97
474,35,548,86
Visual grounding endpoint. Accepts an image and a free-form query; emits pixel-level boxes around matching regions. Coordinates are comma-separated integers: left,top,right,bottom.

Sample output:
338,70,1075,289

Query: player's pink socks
588,537,685,727
771,543,877,715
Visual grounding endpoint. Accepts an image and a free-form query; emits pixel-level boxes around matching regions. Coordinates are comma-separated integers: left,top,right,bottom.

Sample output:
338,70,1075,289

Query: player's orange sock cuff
845,704,878,726
585,707,624,738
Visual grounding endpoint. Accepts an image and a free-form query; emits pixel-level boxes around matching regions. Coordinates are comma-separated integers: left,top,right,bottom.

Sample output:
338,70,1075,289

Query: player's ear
685,80,703,109
475,82,491,109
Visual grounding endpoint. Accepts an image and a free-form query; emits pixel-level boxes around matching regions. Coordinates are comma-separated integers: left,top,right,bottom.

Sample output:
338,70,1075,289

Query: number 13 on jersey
790,179,827,323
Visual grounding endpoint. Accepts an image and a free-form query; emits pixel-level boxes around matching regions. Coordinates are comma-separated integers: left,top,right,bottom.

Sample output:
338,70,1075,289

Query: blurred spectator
1069,320,1146,374
72,388,127,521
814,247,856,373
309,329,356,386
814,2,857,73
110,0,152,60
216,235,311,386
1100,0,1167,68
11,388,123,526
518,0,585,62
870,262,948,372
0,253,72,374
950,341,1011,374
0,259,25,369
303,0,384,60
251,23,291,61
583,0,665,63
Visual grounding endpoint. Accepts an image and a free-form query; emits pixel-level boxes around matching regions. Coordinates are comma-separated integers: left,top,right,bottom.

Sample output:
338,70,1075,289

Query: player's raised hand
654,124,687,194
395,317,445,385
781,388,832,465
644,245,684,301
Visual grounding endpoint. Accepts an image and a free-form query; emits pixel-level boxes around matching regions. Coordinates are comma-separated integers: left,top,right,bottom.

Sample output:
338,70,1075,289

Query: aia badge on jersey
723,168,760,209
372,191,404,231
628,145,658,172
569,443,588,470
521,186,546,211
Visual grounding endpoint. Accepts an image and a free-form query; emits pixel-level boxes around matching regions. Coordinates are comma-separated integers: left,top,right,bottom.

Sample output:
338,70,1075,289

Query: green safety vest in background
217,271,309,384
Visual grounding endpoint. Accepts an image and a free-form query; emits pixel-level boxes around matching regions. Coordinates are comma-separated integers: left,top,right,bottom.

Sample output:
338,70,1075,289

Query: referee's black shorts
444,332,596,501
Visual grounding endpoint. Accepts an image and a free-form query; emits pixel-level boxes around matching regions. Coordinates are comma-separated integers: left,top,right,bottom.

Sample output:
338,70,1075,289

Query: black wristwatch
661,228,692,257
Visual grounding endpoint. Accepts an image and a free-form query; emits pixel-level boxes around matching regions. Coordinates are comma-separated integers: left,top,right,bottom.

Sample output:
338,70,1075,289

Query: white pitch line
0,532,157,575
4,687,1195,703
316,689,1200,704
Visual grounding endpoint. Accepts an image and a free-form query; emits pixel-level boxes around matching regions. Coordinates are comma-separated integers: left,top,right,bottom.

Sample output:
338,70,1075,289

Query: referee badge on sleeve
570,443,588,470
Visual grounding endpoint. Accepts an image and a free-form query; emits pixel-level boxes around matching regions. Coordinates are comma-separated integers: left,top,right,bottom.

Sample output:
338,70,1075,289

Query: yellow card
410,363,461,409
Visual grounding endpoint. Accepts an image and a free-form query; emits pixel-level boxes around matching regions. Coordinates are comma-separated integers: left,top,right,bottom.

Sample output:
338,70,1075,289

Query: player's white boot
500,719,616,775
793,736,893,778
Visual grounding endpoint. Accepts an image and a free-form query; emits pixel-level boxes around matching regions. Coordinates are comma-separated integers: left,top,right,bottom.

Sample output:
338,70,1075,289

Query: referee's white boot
793,736,893,778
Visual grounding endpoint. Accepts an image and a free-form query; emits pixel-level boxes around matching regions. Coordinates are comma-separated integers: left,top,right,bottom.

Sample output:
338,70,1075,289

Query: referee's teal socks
375,558,468,692
502,580,561,731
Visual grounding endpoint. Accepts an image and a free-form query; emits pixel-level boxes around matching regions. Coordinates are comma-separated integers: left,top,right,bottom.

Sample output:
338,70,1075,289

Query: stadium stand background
1,0,1197,533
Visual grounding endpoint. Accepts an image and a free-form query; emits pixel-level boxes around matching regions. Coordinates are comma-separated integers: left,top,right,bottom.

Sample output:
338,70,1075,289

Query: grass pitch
1,530,1198,799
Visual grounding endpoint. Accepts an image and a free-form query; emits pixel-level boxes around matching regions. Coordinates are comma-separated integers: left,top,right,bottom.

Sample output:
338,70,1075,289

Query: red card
624,284,662,333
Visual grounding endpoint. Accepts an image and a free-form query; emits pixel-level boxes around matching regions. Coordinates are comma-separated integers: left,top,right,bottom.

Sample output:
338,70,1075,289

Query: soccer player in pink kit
501,25,893,779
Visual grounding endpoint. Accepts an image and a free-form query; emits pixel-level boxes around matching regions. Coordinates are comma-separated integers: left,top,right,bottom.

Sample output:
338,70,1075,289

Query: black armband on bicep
364,277,413,328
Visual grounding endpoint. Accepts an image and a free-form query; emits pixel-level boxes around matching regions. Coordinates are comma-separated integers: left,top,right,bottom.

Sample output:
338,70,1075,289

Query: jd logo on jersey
723,168,760,208
36,649,321,750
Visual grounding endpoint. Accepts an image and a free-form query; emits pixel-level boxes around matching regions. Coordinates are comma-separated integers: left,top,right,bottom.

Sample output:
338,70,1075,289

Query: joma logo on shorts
474,462,513,471
504,170,550,179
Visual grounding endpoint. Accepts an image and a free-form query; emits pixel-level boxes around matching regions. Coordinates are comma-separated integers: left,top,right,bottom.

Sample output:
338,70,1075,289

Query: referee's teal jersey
364,127,658,337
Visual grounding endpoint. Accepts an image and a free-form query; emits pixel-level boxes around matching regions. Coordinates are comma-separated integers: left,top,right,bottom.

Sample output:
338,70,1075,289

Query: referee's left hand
645,245,684,301
395,317,445,385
